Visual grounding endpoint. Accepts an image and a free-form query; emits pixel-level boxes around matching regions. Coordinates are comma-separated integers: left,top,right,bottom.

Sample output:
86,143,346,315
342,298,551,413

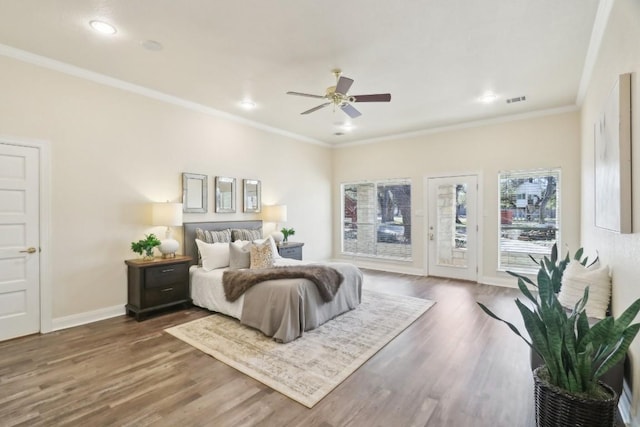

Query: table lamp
151,202,183,258
262,204,287,244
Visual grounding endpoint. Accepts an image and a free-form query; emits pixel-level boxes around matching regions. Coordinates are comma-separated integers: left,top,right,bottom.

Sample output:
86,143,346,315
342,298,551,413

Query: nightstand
125,255,192,321
277,242,304,260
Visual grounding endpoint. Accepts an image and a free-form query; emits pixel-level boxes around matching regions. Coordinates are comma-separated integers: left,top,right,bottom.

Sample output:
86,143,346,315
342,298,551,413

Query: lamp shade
262,205,287,223
151,202,183,226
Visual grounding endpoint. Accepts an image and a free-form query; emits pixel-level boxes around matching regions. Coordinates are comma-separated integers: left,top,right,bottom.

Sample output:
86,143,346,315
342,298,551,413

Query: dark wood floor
0,270,563,426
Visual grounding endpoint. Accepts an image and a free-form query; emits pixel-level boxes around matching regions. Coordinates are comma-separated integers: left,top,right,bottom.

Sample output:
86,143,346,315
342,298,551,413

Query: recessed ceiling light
240,100,257,110
479,93,498,104
89,20,117,35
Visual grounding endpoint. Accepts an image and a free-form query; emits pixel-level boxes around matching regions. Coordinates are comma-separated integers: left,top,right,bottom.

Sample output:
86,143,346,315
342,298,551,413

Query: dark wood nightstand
277,242,304,260
125,255,192,321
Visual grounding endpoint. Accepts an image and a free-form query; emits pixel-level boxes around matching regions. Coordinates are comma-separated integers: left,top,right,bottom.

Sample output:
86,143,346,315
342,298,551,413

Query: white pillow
558,261,611,319
195,239,230,271
253,235,281,259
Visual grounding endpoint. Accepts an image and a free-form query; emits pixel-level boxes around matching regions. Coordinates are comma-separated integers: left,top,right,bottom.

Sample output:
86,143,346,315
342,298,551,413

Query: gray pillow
196,228,231,243
231,228,262,241
229,241,251,269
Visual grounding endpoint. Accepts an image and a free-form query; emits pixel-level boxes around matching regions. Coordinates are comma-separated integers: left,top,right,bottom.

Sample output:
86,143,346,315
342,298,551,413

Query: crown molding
334,105,579,149
0,43,328,147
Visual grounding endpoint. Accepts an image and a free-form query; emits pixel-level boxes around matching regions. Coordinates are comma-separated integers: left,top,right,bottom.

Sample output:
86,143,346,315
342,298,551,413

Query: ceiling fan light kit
286,69,391,119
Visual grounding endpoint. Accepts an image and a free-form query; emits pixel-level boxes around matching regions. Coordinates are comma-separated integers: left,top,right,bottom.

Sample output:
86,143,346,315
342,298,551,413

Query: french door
426,175,478,281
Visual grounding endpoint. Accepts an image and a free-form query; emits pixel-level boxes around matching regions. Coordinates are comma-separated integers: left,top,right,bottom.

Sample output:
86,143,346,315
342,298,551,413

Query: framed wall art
215,176,236,213
594,73,632,233
182,173,207,213
243,179,261,213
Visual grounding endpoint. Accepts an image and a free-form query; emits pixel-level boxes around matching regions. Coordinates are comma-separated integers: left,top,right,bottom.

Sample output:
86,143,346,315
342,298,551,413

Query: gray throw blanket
223,265,344,303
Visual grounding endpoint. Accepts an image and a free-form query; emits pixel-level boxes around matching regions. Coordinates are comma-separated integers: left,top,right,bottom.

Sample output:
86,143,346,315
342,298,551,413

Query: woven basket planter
533,366,618,427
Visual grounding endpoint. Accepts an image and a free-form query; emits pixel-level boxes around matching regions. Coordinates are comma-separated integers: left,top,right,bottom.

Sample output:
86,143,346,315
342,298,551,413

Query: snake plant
478,260,640,397
508,243,598,293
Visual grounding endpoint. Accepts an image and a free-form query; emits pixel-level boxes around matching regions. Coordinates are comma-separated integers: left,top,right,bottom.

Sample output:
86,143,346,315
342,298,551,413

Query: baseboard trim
52,304,126,332
478,275,519,288
619,379,634,426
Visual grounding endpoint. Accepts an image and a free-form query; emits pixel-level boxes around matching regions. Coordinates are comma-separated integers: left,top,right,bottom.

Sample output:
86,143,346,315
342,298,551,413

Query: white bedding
189,257,308,319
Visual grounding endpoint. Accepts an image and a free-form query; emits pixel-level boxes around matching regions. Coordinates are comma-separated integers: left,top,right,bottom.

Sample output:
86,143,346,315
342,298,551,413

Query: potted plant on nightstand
281,227,295,243
478,257,640,426
131,234,161,260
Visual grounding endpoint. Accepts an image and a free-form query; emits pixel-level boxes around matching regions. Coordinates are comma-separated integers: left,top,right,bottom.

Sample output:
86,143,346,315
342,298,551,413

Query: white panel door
427,175,478,281
0,143,40,341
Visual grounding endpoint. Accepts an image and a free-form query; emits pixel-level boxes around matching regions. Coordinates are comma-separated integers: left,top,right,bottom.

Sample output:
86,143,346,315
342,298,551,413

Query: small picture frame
243,179,261,213
182,173,207,213
215,176,236,213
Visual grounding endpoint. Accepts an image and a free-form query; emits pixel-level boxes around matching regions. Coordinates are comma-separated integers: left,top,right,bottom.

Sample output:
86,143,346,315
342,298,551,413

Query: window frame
497,168,561,273
340,178,412,261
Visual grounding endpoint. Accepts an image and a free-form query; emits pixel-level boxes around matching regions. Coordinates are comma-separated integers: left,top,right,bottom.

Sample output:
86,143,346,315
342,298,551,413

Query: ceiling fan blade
335,76,354,95
341,103,362,118
301,102,331,115
286,91,326,99
351,93,392,102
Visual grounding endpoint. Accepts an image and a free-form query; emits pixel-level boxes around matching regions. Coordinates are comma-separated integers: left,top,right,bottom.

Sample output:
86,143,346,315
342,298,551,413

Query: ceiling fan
286,69,391,119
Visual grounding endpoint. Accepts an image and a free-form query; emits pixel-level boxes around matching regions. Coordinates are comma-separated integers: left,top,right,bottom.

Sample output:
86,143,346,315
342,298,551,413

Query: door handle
20,247,37,254
429,233,434,241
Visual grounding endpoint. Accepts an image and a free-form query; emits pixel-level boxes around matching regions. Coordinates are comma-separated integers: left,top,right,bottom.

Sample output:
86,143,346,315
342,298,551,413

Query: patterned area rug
165,289,435,408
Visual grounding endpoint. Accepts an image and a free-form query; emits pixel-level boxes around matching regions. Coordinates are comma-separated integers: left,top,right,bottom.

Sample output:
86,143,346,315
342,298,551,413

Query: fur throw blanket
223,265,344,303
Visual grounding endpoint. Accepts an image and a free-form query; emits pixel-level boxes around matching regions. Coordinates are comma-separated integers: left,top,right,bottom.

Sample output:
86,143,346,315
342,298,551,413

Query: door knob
20,247,37,254
429,233,434,241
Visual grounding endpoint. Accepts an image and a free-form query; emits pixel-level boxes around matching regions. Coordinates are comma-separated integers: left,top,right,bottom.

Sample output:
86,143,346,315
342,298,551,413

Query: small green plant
281,227,295,242
131,234,161,259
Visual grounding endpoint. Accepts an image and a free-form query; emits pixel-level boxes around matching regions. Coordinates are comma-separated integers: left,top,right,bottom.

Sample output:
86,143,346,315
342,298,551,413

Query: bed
184,221,363,343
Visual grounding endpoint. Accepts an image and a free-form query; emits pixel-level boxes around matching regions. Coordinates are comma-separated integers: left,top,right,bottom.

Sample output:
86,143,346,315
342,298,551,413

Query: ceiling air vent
506,96,526,104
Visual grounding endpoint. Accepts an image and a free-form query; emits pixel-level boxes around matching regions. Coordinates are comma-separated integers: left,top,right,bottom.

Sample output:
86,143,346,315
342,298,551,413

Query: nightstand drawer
278,246,300,259
144,281,189,307
278,242,304,260
145,263,188,288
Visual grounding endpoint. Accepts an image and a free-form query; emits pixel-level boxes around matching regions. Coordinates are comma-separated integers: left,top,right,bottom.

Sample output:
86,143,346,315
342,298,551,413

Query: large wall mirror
243,179,261,213
215,176,236,213
182,173,208,213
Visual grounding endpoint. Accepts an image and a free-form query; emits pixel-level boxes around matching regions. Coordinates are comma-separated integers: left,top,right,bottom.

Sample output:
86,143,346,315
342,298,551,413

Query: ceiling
0,0,601,145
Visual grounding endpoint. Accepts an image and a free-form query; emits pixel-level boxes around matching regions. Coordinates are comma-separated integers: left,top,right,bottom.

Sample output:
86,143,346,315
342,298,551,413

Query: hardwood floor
0,270,606,426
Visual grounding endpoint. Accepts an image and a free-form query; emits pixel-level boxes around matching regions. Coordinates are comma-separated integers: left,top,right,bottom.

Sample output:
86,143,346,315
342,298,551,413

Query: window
499,169,560,271
342,179,412,260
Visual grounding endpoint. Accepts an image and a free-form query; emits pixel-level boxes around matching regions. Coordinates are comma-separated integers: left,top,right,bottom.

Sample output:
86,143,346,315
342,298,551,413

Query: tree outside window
342,179,412,260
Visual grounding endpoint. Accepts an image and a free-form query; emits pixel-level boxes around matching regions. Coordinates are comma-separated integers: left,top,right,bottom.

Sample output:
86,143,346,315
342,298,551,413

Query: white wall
579,0,640,421
0,55,332,319
332,111,582,284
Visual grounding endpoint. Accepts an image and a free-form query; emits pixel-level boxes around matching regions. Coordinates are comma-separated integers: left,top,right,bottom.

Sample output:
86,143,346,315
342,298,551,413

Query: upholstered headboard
183,220,263,266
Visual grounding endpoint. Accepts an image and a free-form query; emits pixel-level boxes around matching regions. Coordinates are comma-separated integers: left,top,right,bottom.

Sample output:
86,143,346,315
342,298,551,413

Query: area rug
165,289,435,408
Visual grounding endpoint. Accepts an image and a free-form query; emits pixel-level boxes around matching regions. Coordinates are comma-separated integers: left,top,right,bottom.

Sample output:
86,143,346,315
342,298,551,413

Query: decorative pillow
195,228,231,244
195,239,230,271
253,235,281,259
194,228,231,265
229,241,251,269
250,240,274,269
231,228,262,242
558,261,611,319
